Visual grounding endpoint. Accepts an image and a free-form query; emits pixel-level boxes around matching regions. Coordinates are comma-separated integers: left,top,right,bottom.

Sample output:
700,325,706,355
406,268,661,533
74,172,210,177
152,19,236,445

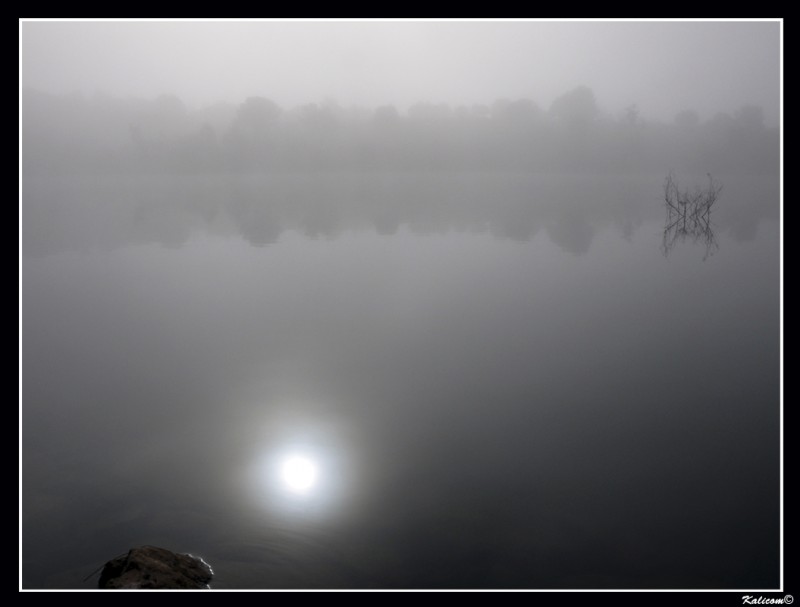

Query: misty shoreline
22,87,778,177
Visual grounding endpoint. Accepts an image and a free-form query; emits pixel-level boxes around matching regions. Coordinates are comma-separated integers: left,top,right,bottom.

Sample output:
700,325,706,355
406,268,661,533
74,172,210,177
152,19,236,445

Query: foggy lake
21,19,782,592
22,171,779,589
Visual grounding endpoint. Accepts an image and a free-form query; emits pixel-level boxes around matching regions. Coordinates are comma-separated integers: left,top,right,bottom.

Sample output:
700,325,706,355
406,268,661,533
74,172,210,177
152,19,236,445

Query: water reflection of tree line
22,172,772,258
24,174,648,256
661,172,721,260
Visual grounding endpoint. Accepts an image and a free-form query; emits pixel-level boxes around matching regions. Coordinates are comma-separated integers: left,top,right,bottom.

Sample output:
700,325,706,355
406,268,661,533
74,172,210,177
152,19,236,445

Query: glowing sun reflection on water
239,411,359,520
279,454,318,494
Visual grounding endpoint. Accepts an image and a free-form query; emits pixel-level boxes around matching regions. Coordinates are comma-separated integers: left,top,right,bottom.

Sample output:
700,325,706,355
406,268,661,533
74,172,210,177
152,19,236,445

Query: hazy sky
21,19,781,124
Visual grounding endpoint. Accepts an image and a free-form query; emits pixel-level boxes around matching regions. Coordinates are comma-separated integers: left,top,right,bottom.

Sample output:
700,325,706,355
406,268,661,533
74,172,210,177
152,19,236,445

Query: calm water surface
22,172,780,589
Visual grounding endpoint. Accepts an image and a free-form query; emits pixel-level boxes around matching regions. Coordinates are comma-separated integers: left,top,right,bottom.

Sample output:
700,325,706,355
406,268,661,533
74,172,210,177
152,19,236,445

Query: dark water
21,172,780,589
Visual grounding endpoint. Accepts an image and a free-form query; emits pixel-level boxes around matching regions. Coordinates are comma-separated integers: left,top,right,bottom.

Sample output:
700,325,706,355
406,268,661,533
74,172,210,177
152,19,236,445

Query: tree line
22,86,778,175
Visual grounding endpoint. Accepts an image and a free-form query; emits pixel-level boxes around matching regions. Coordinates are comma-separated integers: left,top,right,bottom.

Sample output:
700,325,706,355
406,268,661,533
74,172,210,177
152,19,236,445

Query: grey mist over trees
22,86,778,176
22,21,780,176
21,21,780,125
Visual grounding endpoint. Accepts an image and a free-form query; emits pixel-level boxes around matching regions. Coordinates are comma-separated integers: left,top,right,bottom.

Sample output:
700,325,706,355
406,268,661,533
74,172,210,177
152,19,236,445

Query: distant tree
297,102,340,132
549,86,598,128
490,98,511,121
373,105,401,126
231,97,282,138
623,104,639,127
226,97,283,169
146,94,190,139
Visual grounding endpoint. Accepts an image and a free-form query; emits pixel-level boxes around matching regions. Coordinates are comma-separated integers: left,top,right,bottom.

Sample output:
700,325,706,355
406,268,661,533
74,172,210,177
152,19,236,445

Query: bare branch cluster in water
662,171,721,259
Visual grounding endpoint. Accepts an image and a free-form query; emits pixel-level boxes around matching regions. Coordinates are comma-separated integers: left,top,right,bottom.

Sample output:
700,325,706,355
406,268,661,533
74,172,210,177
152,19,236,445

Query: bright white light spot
280,456,318,493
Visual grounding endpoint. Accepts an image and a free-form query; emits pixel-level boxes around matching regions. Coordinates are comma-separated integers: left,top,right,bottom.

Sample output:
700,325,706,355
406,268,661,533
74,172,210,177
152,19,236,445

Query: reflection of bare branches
662,172,721,260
